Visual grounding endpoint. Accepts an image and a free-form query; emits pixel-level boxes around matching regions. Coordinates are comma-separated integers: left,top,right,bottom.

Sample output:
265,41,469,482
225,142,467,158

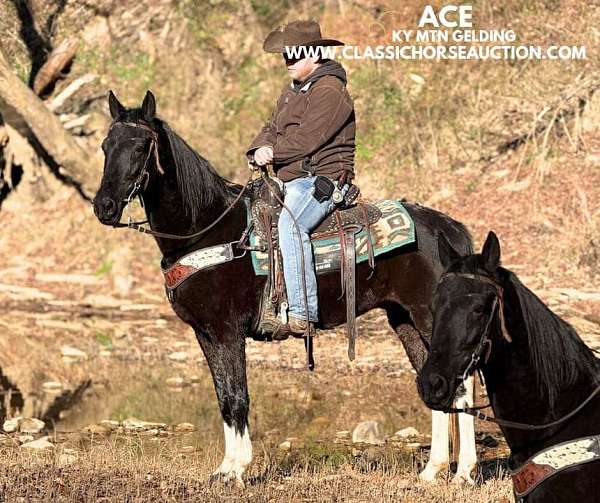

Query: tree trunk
0,44,99,198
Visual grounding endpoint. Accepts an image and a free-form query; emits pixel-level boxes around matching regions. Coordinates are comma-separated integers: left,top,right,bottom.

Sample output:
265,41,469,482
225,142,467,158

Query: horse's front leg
195,329,252,486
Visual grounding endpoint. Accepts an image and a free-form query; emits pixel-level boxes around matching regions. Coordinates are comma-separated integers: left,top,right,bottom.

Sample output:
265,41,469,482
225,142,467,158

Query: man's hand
254,146,273,166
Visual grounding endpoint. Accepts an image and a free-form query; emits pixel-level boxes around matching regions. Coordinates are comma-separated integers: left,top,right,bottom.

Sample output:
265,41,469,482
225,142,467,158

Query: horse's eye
473,304,486,314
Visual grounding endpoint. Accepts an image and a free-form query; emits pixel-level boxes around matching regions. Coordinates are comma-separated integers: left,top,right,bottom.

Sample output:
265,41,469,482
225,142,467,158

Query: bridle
439,271,600,430
441,272,512,385
112,121,163,220
103,120,254,241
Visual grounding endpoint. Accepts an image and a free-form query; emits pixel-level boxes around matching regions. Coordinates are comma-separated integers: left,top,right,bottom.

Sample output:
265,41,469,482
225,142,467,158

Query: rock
82,423,112,435
100,420,120,430
168,352,188,362
42,382,63,392
17,435,34,444
174,422,196,433
165,377,187,388
139,429,159,436
352,421,386,445
385,371,403,378
179,446,195,453
394,427,420,439
19,418,45,434
3,417,22,433
335,431,351,440
122,417,166,431
22,436,54,450
61,346,88,362
278,440,291,451
58,452,78,466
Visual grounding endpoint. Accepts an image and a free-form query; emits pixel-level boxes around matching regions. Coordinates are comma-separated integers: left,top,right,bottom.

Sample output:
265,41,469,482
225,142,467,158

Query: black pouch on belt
311,175,335,203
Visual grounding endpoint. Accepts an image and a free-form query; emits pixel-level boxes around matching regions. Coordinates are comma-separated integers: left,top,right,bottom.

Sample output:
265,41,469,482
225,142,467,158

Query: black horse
418,231,600,502
93,91,475,484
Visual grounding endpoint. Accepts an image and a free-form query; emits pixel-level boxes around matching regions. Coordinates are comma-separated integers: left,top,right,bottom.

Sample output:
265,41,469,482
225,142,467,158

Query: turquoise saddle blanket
247,199,416,276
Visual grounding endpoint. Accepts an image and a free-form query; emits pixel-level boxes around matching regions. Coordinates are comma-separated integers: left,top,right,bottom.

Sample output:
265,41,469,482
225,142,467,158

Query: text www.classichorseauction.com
284,4,587,61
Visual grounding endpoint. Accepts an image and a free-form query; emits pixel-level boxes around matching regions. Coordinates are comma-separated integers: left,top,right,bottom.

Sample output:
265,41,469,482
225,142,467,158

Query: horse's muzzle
417,369,454,410
93,196,121,225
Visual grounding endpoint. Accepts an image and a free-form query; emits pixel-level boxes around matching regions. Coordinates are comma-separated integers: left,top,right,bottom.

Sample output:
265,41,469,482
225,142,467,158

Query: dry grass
0,445,513,502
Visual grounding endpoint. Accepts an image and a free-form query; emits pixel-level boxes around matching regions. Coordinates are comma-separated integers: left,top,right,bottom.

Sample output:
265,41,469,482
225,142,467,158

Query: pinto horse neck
142,121,246,263
481,269,600,468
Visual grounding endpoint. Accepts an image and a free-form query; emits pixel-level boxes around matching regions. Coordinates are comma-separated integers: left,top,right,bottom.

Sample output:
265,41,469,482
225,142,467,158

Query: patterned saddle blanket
247,198,416,275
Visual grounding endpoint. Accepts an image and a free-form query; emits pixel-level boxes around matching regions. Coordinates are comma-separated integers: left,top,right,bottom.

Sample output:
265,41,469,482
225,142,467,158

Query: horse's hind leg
420,410,450,481
385,303,477,482
384,303,428,372
453,376,476,484
195,330,252,486
385,304,448,481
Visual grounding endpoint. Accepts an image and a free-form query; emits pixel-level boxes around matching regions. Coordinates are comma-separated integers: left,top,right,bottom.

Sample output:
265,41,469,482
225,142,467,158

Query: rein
440,271,600,430
107,121,254,240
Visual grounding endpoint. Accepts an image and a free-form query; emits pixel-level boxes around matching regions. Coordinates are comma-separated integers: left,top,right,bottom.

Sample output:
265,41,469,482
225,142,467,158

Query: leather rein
108,121,253,240
440,271,600,430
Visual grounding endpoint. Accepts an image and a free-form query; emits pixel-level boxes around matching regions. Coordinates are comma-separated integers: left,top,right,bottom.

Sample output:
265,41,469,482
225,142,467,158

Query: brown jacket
247,60,355,183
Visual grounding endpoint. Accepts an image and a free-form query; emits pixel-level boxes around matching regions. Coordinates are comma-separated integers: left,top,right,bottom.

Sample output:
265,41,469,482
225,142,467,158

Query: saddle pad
247,199,416,276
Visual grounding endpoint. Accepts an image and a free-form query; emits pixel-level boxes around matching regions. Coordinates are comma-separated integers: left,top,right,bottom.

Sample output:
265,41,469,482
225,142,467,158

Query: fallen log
0,44,100,197
48,73,96,112
32,38,79,96
0,297,177,322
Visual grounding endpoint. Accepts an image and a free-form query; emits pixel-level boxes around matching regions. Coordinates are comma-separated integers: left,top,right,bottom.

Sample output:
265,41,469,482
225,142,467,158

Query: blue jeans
278,175,349,322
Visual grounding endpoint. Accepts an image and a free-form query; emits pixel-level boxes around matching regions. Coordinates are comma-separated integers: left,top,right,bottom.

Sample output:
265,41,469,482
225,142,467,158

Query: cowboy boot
272,315,315,341
259,305,282,337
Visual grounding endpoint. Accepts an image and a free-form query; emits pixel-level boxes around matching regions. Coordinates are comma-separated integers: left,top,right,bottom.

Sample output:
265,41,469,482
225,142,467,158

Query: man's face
283,53,319,82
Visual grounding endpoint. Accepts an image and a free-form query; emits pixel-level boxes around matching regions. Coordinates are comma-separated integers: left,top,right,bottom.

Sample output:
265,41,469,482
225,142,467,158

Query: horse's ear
438,232,461,269
481,231,501,272
108,90,125,119
141,90,156,121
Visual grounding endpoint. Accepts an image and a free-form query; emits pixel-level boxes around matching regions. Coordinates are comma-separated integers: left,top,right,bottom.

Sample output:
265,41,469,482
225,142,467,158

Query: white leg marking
420,409,449,482
453,375,477,485
212,422,253,486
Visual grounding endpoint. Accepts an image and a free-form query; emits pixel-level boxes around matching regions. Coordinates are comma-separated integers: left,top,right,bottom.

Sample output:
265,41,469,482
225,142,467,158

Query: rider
247,20,356,338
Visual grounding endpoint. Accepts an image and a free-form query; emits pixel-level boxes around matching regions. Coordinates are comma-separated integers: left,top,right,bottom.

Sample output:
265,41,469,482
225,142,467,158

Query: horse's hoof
209,471,245,488
451,470,475,485
419,463,445,482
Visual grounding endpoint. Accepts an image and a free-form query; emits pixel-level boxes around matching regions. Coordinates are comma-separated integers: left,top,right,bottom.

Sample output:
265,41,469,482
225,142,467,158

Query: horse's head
417,231,508,410
93,90,160,226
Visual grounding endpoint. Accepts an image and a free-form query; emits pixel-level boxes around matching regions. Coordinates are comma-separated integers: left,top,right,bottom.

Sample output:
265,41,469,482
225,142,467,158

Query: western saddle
247,176,381,360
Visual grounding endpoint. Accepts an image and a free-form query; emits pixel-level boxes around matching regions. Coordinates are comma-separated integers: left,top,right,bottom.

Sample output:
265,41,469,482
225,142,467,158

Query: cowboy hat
263,20,344,53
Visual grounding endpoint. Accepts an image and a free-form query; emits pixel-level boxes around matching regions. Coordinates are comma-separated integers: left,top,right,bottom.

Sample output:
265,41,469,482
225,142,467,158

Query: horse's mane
503,268,600,408
156,118,241,224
